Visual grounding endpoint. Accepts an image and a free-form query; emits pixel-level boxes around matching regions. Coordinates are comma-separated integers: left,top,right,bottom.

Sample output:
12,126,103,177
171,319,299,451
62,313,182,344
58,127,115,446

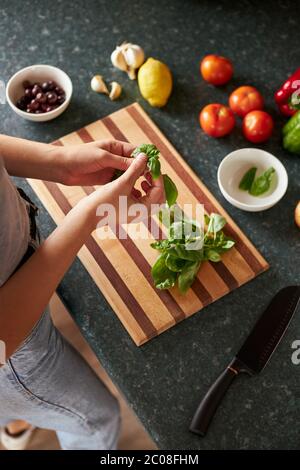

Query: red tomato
200,55,233,86
229,86,264,117
199,103,235,137
242,110,274,143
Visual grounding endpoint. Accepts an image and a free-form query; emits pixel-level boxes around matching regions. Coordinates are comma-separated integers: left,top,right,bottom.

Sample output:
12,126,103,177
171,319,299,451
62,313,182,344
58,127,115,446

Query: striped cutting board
28,103,268,346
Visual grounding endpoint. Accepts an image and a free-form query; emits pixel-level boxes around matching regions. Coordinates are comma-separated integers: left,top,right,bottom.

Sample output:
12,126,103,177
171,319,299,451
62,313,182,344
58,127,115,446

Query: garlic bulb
91,75,109,94
111,42,145,80
123,44,145,69
109,81,122,100
111,47,128,72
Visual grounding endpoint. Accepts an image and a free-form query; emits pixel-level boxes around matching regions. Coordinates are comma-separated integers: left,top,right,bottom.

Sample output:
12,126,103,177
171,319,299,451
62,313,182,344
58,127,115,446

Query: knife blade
190,286,300,436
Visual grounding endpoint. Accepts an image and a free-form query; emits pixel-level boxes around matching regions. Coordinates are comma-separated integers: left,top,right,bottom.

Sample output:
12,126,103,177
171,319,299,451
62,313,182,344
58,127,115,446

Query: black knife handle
190,357,242,436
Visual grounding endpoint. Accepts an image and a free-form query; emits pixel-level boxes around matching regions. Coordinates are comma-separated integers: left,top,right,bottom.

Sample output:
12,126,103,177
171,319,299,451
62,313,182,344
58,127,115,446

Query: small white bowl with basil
217,148,288,212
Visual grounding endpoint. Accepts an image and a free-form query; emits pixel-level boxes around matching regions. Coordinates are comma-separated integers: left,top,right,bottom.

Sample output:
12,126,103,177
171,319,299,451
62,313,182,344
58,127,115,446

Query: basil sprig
151,210,235,294
132,144,178,206
239,166,276,197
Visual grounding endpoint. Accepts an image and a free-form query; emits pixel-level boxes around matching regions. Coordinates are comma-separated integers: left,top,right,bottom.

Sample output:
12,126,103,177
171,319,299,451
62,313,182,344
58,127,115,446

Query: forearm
0,197,96,359
0,134,64,182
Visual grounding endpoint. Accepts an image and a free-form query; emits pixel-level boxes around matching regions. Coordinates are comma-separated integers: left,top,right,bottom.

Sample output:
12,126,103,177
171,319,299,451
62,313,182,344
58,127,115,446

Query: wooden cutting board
28,103,269,346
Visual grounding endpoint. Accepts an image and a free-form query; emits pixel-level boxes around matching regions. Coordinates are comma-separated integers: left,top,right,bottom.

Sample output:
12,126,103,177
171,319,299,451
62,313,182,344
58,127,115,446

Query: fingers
141,180,151,194
102,153,133,172
98,140,136,157
138,174,165,209
131,187,142,199
144,171,153,185
120,153,148,187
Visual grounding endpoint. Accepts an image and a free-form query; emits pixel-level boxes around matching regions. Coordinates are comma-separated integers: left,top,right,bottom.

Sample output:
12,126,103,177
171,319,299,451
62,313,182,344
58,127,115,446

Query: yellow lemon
138,58,172,107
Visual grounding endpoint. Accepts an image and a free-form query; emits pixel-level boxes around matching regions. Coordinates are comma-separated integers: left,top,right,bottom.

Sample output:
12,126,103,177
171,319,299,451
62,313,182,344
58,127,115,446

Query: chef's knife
190,286,300,436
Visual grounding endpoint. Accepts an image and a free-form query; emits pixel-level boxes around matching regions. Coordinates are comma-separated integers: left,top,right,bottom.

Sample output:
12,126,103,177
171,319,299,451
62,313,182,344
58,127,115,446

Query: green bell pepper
282,110,300,155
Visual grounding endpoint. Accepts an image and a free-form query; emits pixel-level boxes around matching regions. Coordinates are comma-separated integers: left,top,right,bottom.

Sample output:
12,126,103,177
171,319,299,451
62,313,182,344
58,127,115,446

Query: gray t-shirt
0,157,30,286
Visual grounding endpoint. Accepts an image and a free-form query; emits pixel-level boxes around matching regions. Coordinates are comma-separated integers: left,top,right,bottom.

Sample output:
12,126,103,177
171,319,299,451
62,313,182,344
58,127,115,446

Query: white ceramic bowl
217,148,288,212
6,64,72,122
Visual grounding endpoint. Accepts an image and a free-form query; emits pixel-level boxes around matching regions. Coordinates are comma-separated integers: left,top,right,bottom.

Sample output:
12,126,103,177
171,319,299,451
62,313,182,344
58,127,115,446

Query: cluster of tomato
199,55,274,143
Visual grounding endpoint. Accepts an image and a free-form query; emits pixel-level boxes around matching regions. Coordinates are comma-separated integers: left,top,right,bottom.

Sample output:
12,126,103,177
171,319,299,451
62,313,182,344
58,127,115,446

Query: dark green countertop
2,0,300,449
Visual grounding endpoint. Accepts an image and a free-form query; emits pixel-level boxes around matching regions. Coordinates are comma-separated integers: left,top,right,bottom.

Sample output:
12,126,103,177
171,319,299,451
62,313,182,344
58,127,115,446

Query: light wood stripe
27,102,269,346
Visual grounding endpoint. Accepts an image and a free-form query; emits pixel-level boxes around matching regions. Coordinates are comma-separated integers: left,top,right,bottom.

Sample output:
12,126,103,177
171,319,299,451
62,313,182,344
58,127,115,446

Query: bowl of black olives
6,64,72,121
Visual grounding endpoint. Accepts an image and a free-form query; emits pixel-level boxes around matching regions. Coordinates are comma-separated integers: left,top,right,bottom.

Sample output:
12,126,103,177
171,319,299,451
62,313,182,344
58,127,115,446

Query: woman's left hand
60,140,137,186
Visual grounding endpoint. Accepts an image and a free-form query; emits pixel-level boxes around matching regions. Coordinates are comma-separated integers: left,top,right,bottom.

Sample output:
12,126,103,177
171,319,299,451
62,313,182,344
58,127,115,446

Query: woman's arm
0,134,63,182
0,196,96,359
0,154,164,360
0,134,138,186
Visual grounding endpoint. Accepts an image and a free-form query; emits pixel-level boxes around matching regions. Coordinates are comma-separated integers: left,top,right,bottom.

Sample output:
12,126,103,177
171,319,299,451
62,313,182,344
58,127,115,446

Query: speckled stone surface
2,0,299,449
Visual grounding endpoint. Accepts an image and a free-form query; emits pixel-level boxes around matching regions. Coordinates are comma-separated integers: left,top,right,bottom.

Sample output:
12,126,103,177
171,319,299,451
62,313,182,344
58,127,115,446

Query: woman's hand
79,152,165,230
60,140,137,186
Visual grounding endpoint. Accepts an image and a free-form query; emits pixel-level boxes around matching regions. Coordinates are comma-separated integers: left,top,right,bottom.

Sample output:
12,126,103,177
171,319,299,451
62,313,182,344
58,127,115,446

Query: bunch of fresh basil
131,144,178,207
151,211,235,293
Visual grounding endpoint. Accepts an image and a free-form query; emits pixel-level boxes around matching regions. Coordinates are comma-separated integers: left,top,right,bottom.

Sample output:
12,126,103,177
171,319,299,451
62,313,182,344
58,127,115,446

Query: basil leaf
169,221,183,241
132,144,159,159
206,250,222,262
206,213,226,235
163,174,178,207
131,143,161,179
165,254,186,272
239,167,257,191
151,253,177,290
168,244,203,262
250,167,275,196
150,240,171,252
204,214,210,226
148,157,161,180
178,261,201,293
185,236,204,251
221,239,235,250
169,221,196,243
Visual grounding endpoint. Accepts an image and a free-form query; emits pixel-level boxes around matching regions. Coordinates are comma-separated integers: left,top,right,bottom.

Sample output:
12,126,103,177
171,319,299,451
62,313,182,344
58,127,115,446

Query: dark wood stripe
190,281,213,307
76,127,94,143
211,261,239,290
42,180,157,340
102,116,126,141
126,105,265,275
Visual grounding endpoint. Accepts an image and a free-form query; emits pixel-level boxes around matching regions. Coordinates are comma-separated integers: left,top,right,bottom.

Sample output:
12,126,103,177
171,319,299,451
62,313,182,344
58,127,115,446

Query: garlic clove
127,67,136,80
91,75,109,94
123,44,145,69
111,47,127,72
109,81,122,100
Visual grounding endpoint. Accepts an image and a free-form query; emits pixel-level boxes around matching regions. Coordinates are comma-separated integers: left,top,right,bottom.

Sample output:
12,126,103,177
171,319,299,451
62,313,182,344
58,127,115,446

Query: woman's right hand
78,152,166,232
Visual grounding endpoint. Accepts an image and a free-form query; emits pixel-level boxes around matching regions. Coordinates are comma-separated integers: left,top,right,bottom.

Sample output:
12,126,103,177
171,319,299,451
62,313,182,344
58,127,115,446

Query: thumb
120,153,148,187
